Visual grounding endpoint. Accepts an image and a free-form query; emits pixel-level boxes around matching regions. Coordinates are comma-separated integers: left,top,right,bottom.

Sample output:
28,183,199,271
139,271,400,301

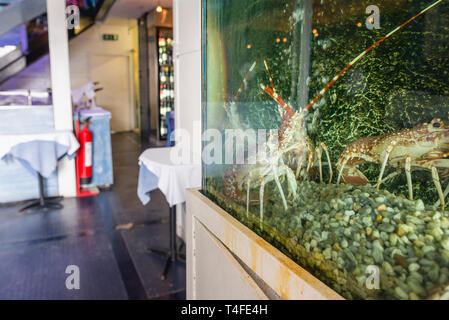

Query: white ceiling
109,0,173,19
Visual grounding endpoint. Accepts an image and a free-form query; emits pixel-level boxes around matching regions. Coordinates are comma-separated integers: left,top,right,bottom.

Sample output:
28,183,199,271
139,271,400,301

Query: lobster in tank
222,60,332,224
336,119,449,211
221,0,445,219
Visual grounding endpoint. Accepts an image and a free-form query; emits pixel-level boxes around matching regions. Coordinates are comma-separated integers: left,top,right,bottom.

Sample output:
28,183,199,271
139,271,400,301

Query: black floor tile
110,189,169,226
0,234,128,300
121,224,186,299
98,182,169,226
0,198,106,247
109,230,148,300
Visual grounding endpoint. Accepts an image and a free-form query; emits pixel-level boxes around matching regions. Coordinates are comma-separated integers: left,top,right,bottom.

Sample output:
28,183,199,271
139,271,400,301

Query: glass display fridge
202,0,449,300
157,29,175,140
141,8,174,144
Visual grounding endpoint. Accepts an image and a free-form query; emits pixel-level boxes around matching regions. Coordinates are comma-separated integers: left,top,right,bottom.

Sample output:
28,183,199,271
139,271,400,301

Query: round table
137,147,201,279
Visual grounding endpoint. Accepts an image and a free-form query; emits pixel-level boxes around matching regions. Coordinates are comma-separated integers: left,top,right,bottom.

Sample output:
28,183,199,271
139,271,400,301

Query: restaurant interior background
0,0,200,300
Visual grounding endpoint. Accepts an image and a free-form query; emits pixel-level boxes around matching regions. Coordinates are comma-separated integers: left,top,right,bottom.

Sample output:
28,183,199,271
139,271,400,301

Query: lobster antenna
262,59,295,116
260,84,295,117
232,60,258,104
304,0,444,112
263,59,276,91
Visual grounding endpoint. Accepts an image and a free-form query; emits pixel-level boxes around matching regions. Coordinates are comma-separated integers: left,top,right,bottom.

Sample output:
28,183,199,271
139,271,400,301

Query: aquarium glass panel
203,0,449,299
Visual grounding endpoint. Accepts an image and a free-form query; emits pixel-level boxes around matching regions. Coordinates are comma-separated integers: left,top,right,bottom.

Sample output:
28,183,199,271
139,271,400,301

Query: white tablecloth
0,130,80,178
0,130,79,160
137,147,201,207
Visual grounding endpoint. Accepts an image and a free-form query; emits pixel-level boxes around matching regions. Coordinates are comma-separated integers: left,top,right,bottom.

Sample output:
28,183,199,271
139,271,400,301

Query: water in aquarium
202,0,449,299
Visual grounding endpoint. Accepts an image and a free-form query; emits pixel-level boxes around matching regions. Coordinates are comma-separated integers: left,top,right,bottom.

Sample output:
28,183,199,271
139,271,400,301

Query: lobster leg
283,164,298,200
405,155,413,200
430,165,445,212
316,145,323,183
321,142,333,183
295,159,303,179
380,169,401,185
272,165,288,210
418,158,445,211
337,152,375,185
444,182,449,202
376,140,398,190
418,153,449,210
257,164,293,225
295,142,313,180
436,182,449,209
305,142,314,177
337,154,350,185
434,180,449,209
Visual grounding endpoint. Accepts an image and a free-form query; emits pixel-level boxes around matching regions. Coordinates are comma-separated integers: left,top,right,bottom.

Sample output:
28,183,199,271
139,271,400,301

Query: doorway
90,54,133,132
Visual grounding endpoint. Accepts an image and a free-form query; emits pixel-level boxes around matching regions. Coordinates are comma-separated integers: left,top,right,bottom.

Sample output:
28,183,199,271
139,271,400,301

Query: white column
47,0,77,197
173,0,202,162
173,0,202,240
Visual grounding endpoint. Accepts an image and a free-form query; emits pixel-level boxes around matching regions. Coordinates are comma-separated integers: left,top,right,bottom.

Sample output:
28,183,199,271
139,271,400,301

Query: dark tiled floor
121,224,186,299
0,132,186,300
0,234,128,300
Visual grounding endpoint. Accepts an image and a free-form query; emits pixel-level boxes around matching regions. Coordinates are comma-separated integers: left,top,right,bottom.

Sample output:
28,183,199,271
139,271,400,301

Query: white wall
69,17,140,131
47,0,77,197
173,0,202,239
173,0,202,162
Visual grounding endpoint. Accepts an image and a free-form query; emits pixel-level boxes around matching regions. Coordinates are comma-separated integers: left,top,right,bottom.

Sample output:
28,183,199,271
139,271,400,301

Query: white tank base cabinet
185,189,343,300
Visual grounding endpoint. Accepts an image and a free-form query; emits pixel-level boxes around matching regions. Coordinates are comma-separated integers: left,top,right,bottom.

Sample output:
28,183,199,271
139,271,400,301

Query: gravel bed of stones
207,179,449,299
266,181,449,299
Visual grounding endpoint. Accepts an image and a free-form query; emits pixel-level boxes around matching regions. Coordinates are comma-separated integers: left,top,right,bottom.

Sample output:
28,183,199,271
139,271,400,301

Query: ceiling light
156,5,163,13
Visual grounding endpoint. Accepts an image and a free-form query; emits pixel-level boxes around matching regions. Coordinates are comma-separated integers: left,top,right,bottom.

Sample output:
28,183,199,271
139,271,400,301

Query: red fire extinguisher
78,117,93,185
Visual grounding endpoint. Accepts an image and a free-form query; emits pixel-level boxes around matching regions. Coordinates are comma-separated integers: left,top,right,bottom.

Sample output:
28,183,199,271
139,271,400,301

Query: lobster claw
340,167,370,185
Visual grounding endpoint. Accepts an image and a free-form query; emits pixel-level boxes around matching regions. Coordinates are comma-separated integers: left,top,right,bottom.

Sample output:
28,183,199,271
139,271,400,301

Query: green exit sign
102,34,119,41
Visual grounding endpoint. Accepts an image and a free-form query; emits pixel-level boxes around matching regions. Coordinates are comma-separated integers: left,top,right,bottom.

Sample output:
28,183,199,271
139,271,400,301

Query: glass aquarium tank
202,0,449,299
